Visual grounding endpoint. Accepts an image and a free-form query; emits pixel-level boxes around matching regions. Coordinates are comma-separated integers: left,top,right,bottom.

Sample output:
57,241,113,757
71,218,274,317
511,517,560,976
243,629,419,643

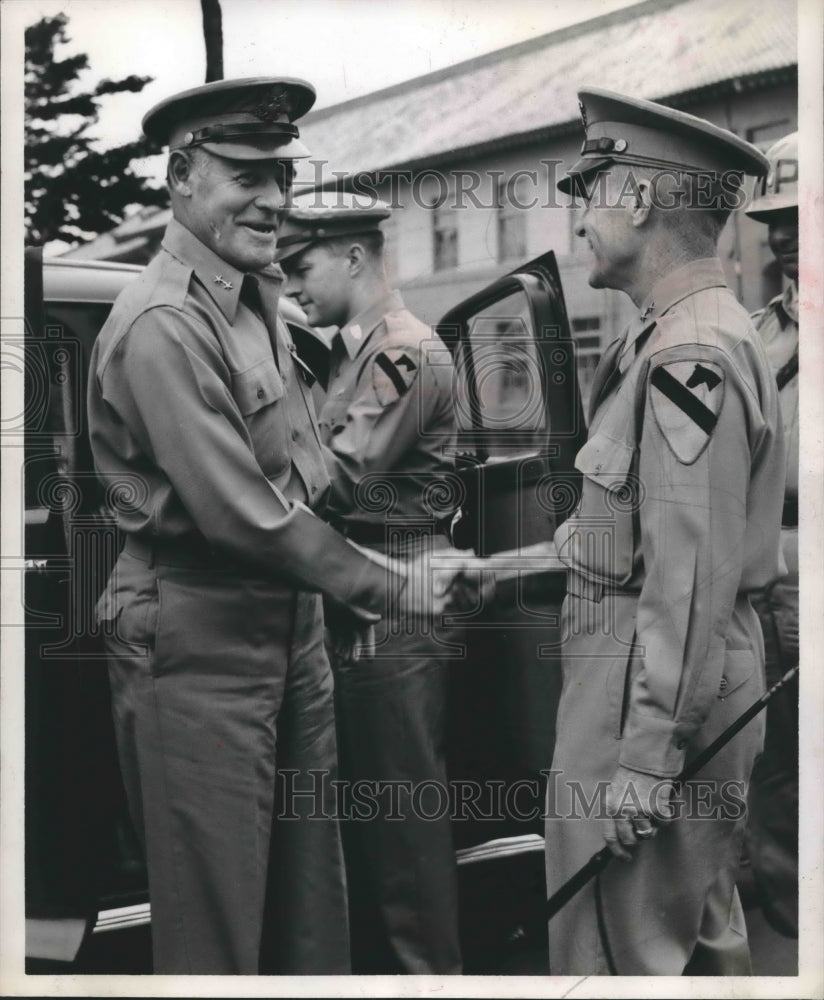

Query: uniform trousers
546,591,765,975
327,538,462,974
100,544,349,974
745,527,799,938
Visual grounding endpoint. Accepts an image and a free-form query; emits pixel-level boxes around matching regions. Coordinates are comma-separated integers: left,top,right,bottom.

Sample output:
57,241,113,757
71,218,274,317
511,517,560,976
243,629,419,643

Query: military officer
275,193,462,974
546,89,785,974
742,131,799,939
87,79,470,975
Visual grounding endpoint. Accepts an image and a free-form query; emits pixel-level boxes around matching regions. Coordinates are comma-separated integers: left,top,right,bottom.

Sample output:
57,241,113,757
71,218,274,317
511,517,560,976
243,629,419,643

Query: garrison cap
142,77,316,160
275,191,391,263
558,87,769,194
746,131,799,221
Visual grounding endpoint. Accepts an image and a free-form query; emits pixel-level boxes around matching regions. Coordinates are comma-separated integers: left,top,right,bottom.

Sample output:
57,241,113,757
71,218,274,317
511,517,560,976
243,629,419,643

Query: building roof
63,0,796,261
296,0,796,178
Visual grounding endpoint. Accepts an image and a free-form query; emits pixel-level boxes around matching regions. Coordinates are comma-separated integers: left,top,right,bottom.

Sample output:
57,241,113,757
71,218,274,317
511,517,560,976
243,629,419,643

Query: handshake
326,545,495,662
403,546,495,618
325,539,561,661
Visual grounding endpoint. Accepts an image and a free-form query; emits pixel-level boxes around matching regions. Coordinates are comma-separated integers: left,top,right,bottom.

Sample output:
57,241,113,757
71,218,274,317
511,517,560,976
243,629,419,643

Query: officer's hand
602,765,675,861
402,549,492,618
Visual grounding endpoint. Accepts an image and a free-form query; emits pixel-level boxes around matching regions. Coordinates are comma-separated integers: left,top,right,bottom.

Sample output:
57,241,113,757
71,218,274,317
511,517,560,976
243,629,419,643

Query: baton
544,662,800,921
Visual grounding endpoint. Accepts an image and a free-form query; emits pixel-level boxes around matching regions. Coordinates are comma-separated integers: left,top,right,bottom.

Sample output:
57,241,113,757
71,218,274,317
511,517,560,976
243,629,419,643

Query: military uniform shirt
88,218,395,613
317,290,456,532
752,282,798,502
554,257,786,777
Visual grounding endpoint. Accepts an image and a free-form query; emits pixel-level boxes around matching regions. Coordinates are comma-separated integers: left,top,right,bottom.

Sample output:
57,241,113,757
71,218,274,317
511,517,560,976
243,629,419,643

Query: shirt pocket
718,648,757,699
232,358,290,476
233,358,285,414
560,432,639,585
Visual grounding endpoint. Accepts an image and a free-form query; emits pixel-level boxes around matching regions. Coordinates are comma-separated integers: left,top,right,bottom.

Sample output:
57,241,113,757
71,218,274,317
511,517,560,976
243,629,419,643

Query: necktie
240,273,263,316
242,274,284,371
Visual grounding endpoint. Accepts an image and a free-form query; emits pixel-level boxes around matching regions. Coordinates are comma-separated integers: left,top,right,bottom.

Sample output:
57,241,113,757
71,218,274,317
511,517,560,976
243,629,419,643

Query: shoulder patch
372,347,419,406
649,360,725,464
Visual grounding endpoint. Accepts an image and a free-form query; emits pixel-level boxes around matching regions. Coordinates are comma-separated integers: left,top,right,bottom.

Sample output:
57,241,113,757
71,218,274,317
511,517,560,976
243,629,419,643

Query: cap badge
578,99,588,130
214,274,234,290
252,89,291,124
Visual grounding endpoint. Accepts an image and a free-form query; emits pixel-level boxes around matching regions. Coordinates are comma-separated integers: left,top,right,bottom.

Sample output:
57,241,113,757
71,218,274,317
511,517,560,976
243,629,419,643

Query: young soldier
276,193,462,974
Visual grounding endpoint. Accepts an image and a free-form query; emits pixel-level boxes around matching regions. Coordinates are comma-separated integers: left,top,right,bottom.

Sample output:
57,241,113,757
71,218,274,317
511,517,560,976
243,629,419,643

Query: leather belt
123,535,248,573
566,570,640,604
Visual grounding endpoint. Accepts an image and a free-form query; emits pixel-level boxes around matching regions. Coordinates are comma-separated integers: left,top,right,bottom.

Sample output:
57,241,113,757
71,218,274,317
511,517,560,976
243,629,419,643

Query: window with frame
431,185,458,272
497,176,527,262
454,291,547,457
746,121,792,148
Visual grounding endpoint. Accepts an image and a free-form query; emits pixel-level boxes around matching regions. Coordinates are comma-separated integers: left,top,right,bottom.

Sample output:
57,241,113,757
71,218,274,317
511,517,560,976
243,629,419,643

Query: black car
22,245,586,973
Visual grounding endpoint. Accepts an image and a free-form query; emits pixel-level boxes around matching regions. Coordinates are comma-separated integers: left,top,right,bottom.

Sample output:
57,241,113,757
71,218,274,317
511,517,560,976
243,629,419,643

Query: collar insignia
214,274,233,290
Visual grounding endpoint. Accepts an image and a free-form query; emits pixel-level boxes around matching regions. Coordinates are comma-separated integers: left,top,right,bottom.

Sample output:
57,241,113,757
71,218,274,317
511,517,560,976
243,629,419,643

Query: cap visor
273,239,313,264
557,157,613,194
201,136,312,161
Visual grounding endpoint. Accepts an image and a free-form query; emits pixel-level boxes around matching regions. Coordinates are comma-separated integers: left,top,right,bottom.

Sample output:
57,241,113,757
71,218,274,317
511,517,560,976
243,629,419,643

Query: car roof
43,257,311,327
44,257,144,305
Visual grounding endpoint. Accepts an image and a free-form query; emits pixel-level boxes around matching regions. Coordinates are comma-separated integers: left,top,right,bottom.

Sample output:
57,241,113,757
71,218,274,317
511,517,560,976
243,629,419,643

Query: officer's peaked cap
275,191,391,263
558,87,770,194
143,77,316,161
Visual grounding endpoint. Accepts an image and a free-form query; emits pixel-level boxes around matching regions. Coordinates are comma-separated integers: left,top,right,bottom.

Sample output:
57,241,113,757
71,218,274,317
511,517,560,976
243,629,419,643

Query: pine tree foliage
25,13,168,246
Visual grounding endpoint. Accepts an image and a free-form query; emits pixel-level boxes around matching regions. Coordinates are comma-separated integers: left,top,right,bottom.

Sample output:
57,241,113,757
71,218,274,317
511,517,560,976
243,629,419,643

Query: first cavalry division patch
372,348,419,406
649,360,725,464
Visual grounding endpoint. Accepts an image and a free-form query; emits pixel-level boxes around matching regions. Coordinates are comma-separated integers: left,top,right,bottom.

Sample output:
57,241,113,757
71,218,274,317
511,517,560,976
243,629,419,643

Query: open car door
436,250,586,968
24,250,149,971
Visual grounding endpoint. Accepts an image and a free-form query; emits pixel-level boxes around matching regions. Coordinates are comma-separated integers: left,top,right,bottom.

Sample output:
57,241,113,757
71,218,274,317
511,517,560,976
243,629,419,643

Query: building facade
64,0,797,405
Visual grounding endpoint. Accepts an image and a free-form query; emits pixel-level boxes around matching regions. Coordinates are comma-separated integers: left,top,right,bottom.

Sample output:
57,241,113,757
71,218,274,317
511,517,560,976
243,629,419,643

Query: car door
435,250,586,969
24,249,149,971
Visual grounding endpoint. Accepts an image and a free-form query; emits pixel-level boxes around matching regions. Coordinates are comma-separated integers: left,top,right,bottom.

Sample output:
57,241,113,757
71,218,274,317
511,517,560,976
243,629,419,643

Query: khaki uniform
744,282,799,937
318,291,462,974
88,220,400,974
547,258,786,974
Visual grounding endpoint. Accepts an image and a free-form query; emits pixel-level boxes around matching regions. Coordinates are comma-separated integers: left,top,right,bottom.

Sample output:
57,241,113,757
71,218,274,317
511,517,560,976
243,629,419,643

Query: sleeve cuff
618,713,689,778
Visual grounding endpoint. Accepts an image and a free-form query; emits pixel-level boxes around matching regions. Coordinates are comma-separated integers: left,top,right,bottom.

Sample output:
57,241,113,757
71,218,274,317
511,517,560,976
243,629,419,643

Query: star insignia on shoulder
213,274,233,290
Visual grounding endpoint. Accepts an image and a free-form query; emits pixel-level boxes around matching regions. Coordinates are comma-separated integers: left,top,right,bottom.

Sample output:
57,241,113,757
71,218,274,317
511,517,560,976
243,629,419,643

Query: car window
454,290,547,459
28,303,114,521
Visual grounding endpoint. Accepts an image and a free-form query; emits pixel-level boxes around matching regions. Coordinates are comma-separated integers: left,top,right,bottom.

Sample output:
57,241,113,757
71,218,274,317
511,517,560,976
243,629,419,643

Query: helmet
746,131,798,221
